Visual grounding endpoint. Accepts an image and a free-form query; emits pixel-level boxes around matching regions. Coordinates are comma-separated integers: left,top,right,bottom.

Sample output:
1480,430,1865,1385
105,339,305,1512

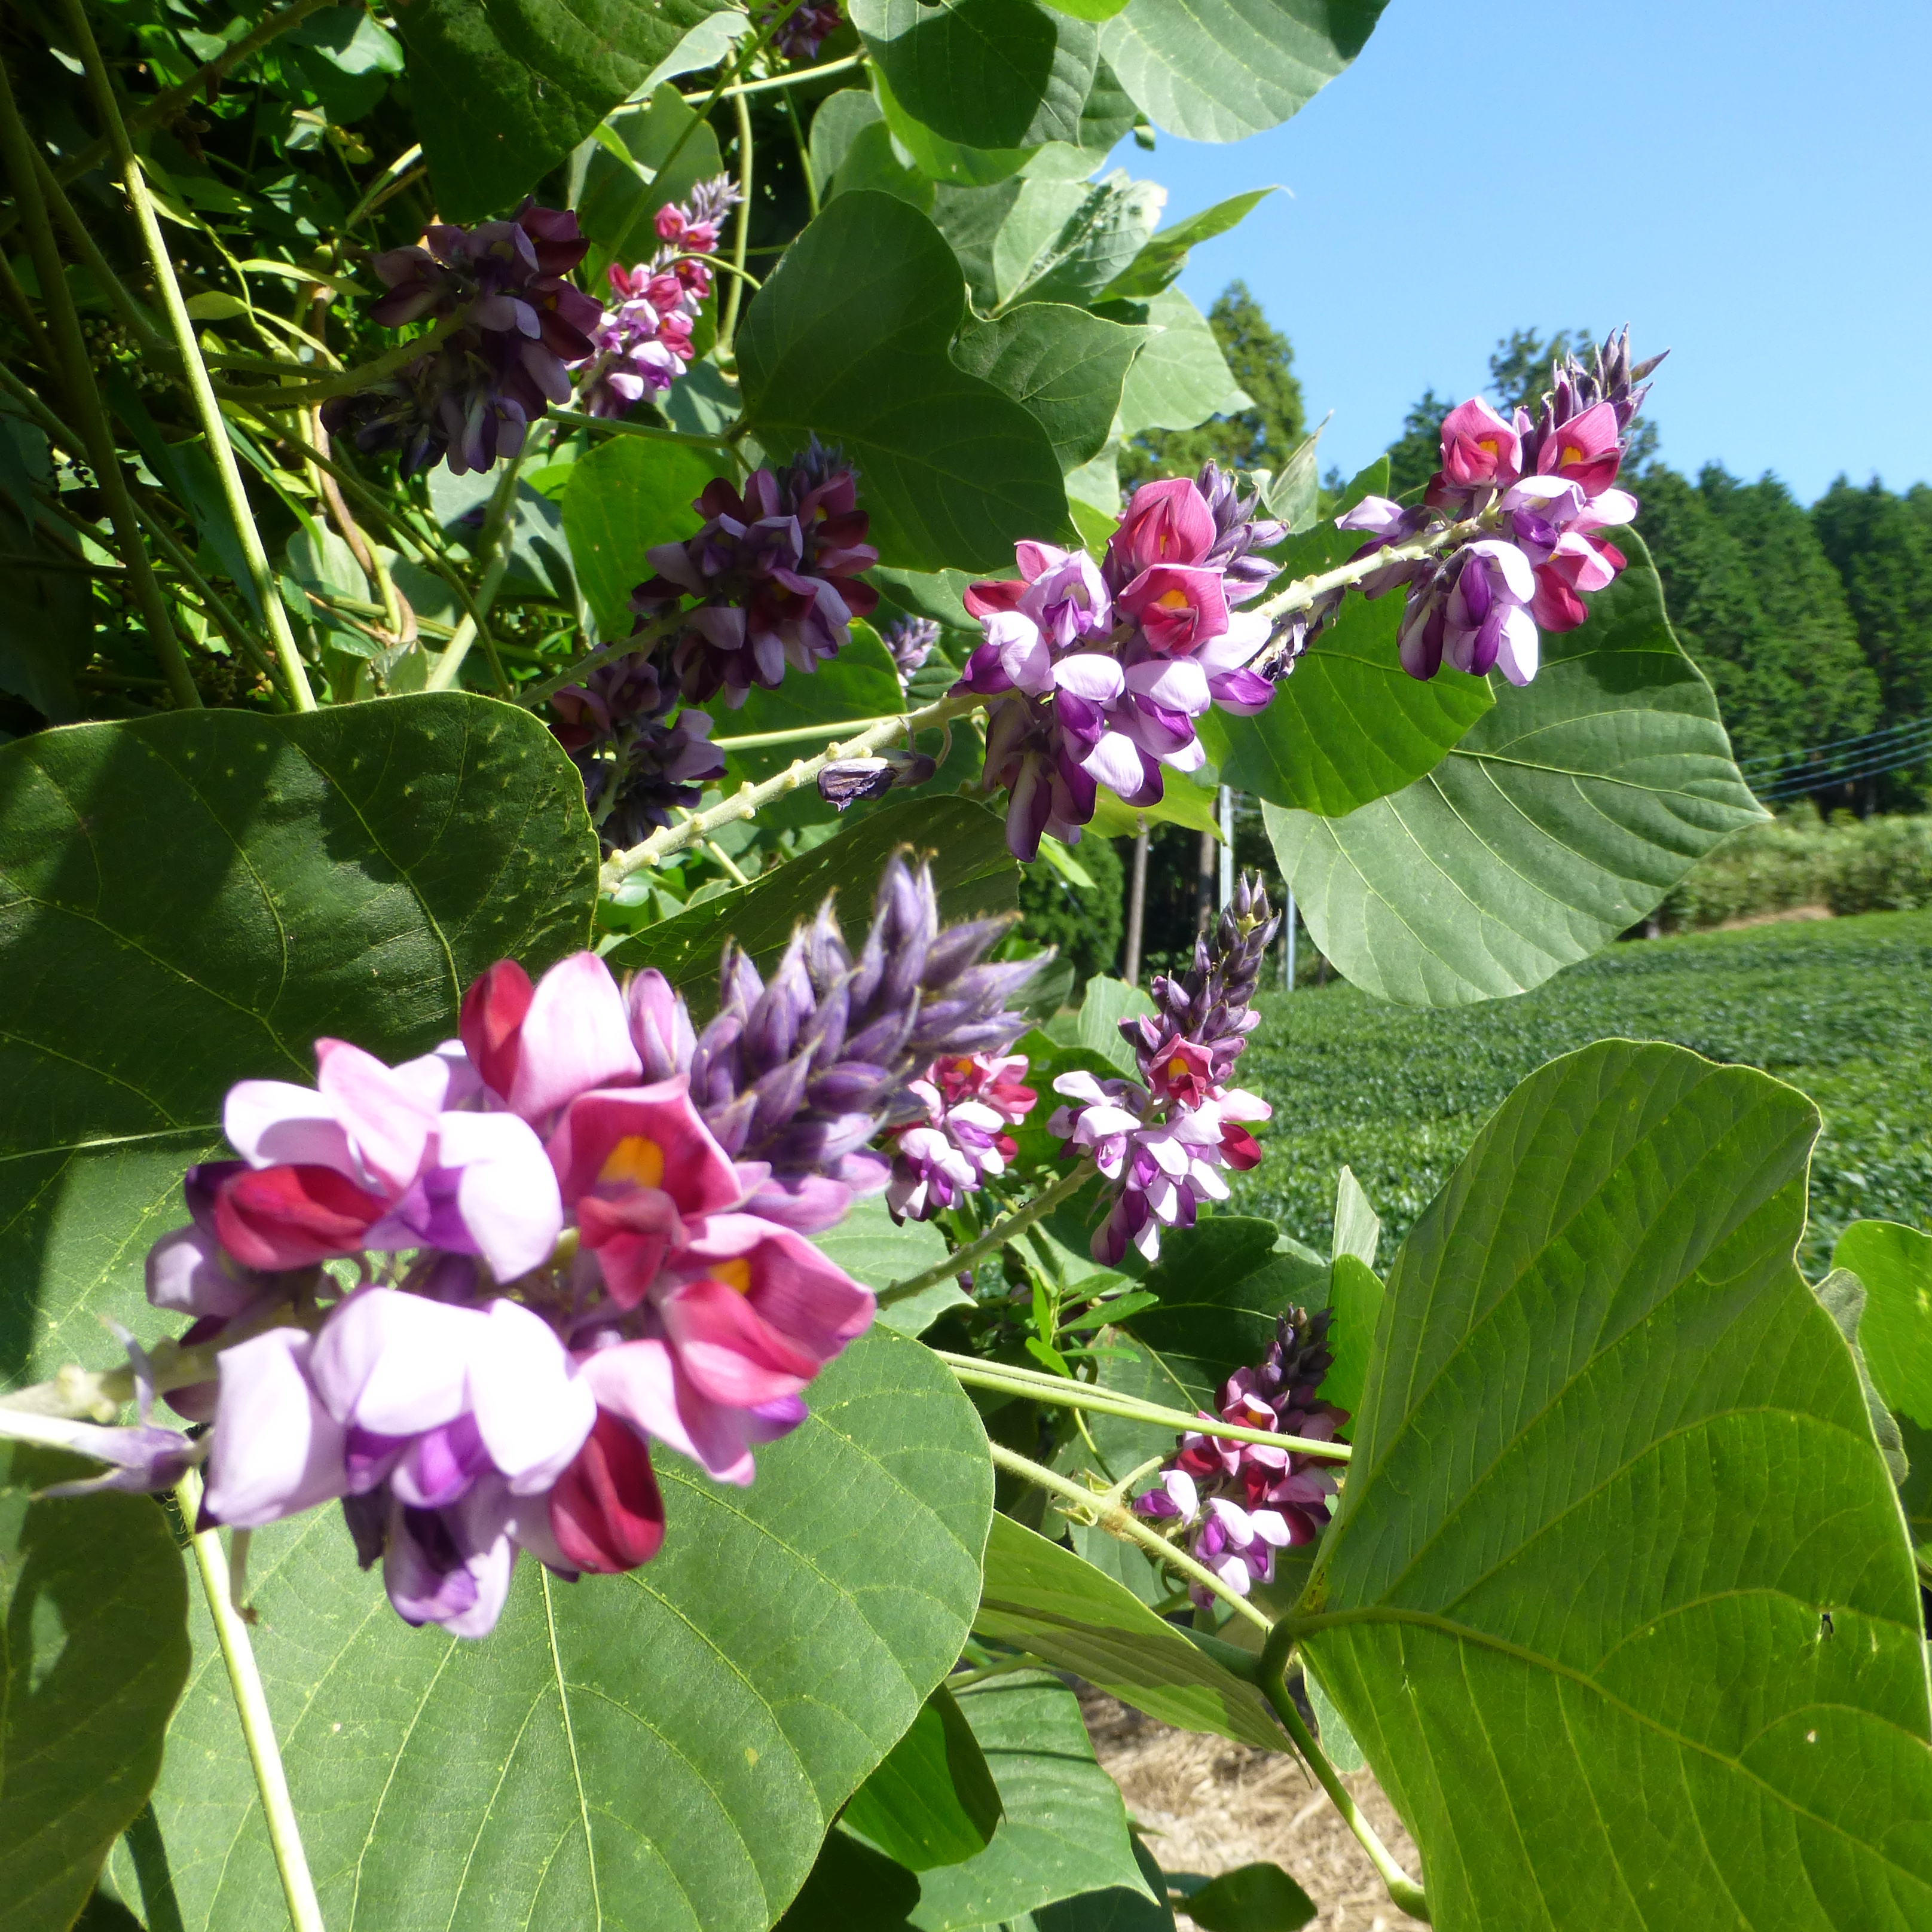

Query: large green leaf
992,174,1166,311
561,433,726,640
1197,588,1494,815
0,697,595,1387
100,1326,992,1932
843,1684,1004,1870
1834,1219,1932,1429
1178,1863,1316,1932
0,1450,190,1932
394,0,745,220
1265,535,1765,1007
821,1196,969,1338
955,305,1144,473
738,192,1069,571
1099,0,1386,143
851,0,1097,151
872,70,1035,188
1114,289,1245,438
716,625,907,785
907,1671,1153,1929
975,1517,1284,1751
1297,1040,1932,1932
607,794,1019,1013
1098,188,1278,301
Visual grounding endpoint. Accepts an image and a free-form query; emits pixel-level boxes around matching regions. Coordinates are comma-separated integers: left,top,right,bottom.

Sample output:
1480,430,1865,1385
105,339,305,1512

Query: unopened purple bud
818,750,937,811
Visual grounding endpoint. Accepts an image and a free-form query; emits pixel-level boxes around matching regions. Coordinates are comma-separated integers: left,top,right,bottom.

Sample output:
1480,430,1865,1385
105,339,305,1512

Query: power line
1738,713,1930,776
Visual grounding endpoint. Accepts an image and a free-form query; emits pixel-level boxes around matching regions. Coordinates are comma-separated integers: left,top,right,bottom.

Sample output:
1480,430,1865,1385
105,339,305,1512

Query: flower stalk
175,1470,329,1932
878,1158,1096,1306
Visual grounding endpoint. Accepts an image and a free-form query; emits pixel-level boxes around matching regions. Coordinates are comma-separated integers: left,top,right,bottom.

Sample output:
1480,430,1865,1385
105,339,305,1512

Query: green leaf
1178,1862,1316,1931
851,0,1097,151
1085,769,1220,839
992,173,1165,311
955,305,1144,473
607,794,1018,1014
1330,1164,1379,1270
0,1450,190,1932
1034,1839,1176,1930
0,501,86,723
1098,188,1278,301
716,625,906,784
1812,1268,1909,1487
975,1516,1285,1751
1114,289,1246,437
1320,1254,1381,1424
1300,1659,1364,1774
1833,1219,1932,1428
775,1829,924,1931
907,1671,1153,1929
1265,534,1766,1007
823,1196,970,1338
577,84,726,280
1040,0,1134,22
1299,1039,1932,1932
1099,0,1386,143
1197,586,1495,815
393,0,745,221
738,192,1069,571
1005,1029,1120,1173
833,119,939,213
844,1684,1004,1869
0,697,595,1388
872,70,1034,188
1069,975,1153,1074
561,433,726,639
102,1328,991,1932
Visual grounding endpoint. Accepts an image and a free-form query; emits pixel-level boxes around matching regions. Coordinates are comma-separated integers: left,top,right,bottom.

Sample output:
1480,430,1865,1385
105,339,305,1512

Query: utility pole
1123,828,1148,985
1283,888,1298,991
1218,786,1234,909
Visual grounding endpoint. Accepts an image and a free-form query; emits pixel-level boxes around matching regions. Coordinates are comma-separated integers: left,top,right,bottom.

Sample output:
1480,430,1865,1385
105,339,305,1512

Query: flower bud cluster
1049,874,1278,1264
1338,330,1663,686
121,860,1033,1639
1135,1307,1347,1604
886,1052,1038,1221
548,650,726,846
760,0,843,62
577,176,741,420
958,465,1285,861
323,201,601,476
629,436,881,707
882,615,941,685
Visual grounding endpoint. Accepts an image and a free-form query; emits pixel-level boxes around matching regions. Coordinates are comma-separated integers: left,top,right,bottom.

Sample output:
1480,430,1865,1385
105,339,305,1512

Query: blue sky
1123,0,1932,505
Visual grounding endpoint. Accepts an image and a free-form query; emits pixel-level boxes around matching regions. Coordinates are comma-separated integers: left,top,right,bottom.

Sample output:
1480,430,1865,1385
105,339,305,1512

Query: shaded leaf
1833,1219,1932,1429
1265,534,1765,1007
0,1449,190,1932
775,1829,923,1931
1177,1861,1316,1931
955,305,1144,473
824,1196,970,1338
1068,974,1153,1075
1812,1268,1910,1486
872,70,1035,188
1034,1839,1176,1930
577,84,727,280
844,1684,1004,1870
1301,1040,1932,1932
993,173,1166,312
1114,289,1245,437
716,625,906,784
561,433,727,639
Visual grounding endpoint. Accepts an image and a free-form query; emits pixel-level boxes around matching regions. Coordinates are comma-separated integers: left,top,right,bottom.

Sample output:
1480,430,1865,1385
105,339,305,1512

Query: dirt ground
1081,1696,1427,1932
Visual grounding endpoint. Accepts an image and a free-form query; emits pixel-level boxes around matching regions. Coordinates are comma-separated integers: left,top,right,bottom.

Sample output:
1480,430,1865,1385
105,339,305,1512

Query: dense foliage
2,6,1928,1932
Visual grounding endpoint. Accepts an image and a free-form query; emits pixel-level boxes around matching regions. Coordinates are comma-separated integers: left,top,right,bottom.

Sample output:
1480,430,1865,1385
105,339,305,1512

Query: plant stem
677,51,868,105
936,1354,1351,1462
882,1162,1096,1306
211,312,465,409
174,1470,329,1932
30,145,174,364
710,713,907,749
0,53,201,710
513,621,681,709
717,90,755,360
601,687,985,885
424,449,527,693
785,88,820,219
547,408,739,448
986,1441,1270,1633
947,1652,1048,1692
62,0,316,711
1256,1626,1430,1921
343,143,424,232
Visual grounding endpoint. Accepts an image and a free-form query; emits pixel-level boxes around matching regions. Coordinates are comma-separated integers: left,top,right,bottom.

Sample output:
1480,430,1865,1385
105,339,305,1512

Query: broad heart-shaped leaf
1178,1862,1316,1932
992,173,1166,311
975,1516,1285,1751
843,1684,1004,1870
1265,534,1765,1007
873,69,1035,188
1,1448,189,1932
1114,289,1246,437
907,1671,1153,1929
100,1327,992,1932
394,0,744,220
1196,586,1494,815
0,697,595,1388
607,794,1019,1016
1833,1219,1932,1430
851,0,1097,151
1296,1040,1932,1932
738,192,1069,571
1098,188,1277,301
561,432,727,639
1100,0,1386,142
955,305,1144,473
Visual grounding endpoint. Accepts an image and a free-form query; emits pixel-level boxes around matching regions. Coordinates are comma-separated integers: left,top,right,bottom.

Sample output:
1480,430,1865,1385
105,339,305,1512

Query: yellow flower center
1155,588,1191,612
600,1135,665,1188
710,1257,754,1295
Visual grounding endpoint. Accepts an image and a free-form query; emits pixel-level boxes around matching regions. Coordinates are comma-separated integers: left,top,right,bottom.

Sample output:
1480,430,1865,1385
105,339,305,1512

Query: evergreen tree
1386,387,1451,499
1636,463,1879,769
1121,281,1306,490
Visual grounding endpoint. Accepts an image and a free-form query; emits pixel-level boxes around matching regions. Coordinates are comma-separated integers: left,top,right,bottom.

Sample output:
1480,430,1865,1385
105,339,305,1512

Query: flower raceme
1338,329,1664,685
120,861,1037,1638
886,1052,1038,1221
959,465,1285,861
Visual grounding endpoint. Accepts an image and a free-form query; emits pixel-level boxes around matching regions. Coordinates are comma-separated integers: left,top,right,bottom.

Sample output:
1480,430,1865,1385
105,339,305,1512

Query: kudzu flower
882,615,941,684
324,201,601,475
760,0,843,62
958,466,1283,860
548,651,725,848
886,1052,1038,1221
1135,1307,1346,1604
629,438,881,707
817,747,937,810
1338,330,1662,686
1051,873,1277,1264
575,176,741,419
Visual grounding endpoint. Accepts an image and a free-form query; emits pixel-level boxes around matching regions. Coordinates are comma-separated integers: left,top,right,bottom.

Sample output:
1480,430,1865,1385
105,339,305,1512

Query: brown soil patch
1083,1695,1427,1932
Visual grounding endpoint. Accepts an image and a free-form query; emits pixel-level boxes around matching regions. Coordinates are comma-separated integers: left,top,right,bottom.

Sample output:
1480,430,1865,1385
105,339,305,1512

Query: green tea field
1231,910,1932,1271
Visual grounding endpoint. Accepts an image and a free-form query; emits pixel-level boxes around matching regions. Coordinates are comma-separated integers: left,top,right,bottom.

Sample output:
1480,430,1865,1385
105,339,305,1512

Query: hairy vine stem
174,1469,329,1932
879,1160,1097,1306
